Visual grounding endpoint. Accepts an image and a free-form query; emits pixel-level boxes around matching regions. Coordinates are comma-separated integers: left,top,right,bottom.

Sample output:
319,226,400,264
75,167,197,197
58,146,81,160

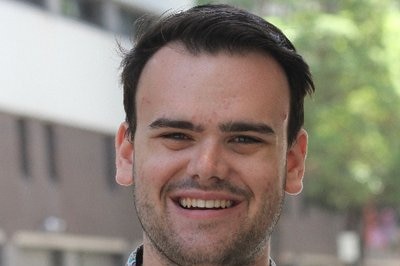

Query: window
15,0,45,8
17,118,31,179
117,7,143,36
60,0,80,17
61,0,104,28
50,250,64,266
0,246,3,266
78,0,104,27
14,0,149,36
44,124,59,182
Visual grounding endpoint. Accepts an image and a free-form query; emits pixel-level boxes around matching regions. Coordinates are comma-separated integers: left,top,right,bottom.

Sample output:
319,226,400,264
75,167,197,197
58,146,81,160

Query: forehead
136,44,290,128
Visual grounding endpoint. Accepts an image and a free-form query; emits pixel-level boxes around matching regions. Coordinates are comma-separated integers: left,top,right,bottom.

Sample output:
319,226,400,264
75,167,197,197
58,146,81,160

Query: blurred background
0,0,399,265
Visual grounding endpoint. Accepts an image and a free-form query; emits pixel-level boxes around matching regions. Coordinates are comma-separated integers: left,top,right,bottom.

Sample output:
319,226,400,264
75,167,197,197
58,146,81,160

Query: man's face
116,44,307,265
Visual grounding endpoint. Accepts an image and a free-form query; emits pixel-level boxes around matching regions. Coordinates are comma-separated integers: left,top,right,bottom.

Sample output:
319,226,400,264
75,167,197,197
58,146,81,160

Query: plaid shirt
126,245,276,266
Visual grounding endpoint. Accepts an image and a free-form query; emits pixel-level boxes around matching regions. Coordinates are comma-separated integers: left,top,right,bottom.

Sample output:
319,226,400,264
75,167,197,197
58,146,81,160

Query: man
115,4,315,266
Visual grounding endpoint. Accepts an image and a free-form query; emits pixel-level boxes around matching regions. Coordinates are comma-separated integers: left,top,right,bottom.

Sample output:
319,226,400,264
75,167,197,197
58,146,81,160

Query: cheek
241,154,281,177
134,143,188,188
236,155,285,195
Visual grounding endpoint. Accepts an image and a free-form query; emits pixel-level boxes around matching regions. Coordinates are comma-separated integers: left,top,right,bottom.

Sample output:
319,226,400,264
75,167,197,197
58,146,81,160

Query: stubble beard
132,177,285,266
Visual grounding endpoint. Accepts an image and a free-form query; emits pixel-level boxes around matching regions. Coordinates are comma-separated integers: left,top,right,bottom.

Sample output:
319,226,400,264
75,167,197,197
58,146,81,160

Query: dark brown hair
120,4,315,145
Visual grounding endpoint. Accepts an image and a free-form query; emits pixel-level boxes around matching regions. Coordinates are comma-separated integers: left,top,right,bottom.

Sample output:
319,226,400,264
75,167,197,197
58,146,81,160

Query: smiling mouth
179,198,233,209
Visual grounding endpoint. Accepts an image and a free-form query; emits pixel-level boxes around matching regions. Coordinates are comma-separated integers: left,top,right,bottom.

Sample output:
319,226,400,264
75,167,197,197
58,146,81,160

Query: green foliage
196,0,400,212
287,0,400,211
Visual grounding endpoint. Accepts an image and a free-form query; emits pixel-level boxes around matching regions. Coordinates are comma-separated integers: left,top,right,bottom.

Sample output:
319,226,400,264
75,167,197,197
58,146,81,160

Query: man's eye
161,133,191,140
231,136,262,144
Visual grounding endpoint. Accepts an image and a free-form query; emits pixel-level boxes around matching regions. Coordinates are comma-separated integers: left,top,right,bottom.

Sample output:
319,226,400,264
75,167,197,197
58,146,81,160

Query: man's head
116,4,314,266
121,4,314,146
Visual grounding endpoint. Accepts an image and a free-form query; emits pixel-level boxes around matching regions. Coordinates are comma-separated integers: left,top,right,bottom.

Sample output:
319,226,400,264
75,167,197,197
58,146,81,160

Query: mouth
178,198,234,209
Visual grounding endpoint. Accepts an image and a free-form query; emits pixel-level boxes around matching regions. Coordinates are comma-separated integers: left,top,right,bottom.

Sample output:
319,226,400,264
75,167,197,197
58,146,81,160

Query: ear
115,122,134,186
285,129,308,195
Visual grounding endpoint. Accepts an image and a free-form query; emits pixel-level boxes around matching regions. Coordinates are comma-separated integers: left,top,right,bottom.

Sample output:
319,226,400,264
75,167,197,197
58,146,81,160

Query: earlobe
285,129,308,195
115,122,134,186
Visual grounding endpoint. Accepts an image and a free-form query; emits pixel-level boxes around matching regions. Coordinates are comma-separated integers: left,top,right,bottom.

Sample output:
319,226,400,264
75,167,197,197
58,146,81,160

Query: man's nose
187,139,229,182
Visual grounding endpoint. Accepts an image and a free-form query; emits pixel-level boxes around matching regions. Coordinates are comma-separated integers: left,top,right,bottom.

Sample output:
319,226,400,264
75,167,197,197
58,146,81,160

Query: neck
141,234,271,266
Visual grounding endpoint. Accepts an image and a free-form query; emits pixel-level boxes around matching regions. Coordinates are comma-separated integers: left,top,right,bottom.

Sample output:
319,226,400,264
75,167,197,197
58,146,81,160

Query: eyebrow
149,118,204,132
149,118,275,135
219,121,275,135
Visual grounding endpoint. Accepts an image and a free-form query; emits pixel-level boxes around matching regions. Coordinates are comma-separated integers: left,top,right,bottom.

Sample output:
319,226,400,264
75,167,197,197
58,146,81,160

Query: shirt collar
126,245,276,266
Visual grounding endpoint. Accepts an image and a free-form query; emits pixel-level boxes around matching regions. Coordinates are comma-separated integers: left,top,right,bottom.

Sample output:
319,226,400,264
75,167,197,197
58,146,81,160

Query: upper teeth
179,198,233,209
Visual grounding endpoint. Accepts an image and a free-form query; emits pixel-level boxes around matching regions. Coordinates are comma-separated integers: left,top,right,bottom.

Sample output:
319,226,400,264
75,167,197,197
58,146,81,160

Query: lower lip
169,200,242,220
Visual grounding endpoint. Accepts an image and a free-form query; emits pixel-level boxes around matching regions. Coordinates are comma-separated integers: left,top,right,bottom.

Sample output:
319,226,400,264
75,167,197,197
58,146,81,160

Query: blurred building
0,0,192,265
